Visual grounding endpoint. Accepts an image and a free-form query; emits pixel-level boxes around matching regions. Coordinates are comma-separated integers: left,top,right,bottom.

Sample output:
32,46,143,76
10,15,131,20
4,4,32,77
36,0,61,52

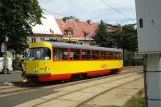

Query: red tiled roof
56,19,98,39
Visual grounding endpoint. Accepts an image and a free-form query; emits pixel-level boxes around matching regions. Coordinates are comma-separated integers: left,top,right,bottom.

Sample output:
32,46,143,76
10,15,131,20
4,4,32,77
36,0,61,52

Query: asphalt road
0,87,58,107
0,71,23,83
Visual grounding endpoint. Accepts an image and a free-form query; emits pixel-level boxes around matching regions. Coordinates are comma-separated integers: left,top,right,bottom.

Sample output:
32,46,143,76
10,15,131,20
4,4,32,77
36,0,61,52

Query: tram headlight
33,68,37,72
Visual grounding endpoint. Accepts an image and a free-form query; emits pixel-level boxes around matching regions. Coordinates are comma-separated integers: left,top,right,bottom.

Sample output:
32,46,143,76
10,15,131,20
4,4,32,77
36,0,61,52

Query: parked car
0,57,13,74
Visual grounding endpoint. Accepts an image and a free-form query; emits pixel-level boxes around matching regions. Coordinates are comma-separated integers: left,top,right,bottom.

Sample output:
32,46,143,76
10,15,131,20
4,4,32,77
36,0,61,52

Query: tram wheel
61,80,69,84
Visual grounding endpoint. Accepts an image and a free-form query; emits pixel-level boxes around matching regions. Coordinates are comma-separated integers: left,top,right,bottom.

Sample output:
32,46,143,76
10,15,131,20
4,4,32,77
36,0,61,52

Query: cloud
123,20,136,25
38,0,136,24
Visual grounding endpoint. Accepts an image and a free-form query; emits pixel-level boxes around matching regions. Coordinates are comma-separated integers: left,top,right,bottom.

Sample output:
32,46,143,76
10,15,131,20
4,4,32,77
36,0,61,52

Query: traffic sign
1,43,5,53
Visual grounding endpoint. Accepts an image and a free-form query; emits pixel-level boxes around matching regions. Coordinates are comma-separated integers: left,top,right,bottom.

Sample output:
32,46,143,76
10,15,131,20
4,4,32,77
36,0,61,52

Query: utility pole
143,54,148,107
4,36,8,83
135,0,161,106
88,34,91,45
3,36,11,85
89,35,90,45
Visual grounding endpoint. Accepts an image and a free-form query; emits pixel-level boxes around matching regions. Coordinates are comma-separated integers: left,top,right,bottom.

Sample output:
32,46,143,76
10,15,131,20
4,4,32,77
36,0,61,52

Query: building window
78,41,84,45
0,52,3,57
31,38,36,43
67,31,73,36
84,33,90,37
49,38,54,40
12,52,16,59
137,54,139,57
41,38,45,41
70,49,81,60
54,48,68,60
64,29,73,36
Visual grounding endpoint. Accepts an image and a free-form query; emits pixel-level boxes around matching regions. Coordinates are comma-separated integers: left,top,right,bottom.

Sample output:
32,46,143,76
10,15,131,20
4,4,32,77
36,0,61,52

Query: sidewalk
81,78,144,107
13,70,21,72
14,72,143,107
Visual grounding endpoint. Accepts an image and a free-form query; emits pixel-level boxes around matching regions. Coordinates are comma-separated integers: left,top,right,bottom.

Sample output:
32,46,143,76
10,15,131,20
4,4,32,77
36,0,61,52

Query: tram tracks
76,77,143,107
34,67,143,90
15,70,143,107
0,67,142,98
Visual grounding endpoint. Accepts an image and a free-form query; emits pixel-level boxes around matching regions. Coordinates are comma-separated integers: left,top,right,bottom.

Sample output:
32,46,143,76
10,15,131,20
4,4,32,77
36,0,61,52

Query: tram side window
92,50,99,60
70,49,81,60
100,51,106,60
119,52,122,59
54,48,68,60
114,52,119,59
108,52,113,59
43,48,51,60
82,50,90,60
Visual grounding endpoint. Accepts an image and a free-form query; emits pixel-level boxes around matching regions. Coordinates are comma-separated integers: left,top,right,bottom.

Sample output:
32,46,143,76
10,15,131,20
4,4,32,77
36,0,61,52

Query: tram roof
46,41,122,52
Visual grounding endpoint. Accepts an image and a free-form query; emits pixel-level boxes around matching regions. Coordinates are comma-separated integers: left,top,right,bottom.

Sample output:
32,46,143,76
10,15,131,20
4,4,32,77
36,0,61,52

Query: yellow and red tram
25,41,123,82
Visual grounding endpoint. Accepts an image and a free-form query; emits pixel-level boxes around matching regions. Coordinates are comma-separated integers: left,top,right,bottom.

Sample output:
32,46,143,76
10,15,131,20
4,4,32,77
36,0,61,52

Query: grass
107,89,145,107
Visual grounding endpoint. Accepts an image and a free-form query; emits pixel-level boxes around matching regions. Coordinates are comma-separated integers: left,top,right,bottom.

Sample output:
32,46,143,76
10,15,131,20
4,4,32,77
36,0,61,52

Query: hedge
124,58,143,66
12,57,21,71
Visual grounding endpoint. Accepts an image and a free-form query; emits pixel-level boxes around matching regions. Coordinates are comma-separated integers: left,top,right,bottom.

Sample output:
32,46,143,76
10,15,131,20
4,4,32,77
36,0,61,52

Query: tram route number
101,64,107,68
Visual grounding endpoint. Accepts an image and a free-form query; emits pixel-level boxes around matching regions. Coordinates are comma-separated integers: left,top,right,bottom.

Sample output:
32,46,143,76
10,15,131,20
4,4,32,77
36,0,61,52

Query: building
6,15,62,59
56,19,98,46
29,15,62,43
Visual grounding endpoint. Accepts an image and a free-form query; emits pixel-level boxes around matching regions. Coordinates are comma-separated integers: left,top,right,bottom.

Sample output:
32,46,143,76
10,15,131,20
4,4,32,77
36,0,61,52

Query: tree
62,16,80,22
108,23,138,59
122,24,137,52
0,0,43,54
92,20,115,47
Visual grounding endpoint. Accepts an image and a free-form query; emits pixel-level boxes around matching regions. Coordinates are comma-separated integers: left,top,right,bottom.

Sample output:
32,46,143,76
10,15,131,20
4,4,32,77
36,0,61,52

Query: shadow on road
0,72,12,75
11,72,120,89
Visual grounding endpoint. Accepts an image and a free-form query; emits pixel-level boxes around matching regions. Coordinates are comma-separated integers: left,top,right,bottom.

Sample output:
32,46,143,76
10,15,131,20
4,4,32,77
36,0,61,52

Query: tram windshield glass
26,47,51,60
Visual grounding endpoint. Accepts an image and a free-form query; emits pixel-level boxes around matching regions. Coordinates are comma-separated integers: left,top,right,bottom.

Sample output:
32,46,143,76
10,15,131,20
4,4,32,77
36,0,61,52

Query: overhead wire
100,0,134,21
43,9,65,17
38,0,135,22
40,0,54,5
39,0,134,21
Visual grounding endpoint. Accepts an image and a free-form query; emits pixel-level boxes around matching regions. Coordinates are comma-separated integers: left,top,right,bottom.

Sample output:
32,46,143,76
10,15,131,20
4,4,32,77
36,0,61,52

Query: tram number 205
101,64,107,68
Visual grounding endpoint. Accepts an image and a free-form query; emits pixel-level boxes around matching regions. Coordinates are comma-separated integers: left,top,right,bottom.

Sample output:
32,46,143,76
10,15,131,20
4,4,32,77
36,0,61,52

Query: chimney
87,20,92,24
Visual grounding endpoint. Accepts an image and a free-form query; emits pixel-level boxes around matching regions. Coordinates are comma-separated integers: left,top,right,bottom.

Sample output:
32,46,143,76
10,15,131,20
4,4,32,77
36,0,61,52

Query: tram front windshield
26,48,51,60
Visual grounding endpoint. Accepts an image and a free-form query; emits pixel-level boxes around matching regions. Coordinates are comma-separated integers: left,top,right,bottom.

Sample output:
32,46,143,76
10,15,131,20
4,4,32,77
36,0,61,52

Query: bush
124,58,143,66
12,57,21,71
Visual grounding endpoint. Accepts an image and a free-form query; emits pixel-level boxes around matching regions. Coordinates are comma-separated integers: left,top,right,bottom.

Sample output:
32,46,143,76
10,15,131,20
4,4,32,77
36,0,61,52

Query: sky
38,0,136,25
